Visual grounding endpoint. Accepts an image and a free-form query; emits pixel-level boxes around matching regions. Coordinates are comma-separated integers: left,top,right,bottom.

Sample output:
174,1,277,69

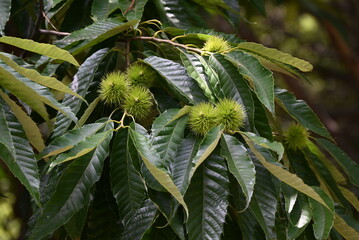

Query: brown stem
39,29,70,36
124,0,136,15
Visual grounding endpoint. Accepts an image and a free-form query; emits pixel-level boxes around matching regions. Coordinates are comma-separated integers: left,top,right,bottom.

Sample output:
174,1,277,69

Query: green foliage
0,1,358,240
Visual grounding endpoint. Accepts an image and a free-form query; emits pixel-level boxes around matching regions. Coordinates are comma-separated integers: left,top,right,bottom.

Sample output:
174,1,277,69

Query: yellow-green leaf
0,53,84,101
334,213,359,240
0,90,45,152
237,42,313,72
338,186,359,212
0,36,79,66
77,97,101,128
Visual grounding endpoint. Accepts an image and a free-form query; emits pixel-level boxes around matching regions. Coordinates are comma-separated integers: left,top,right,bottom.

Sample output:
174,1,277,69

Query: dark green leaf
0,102,40,205
29,122,113,240
153,0,191,28
91,0,118,21
221,134,256,209
119,0,148,21
275,88,332,140
144,56,207,104
52,48,109,138
110,128,146,224
185,153,230,240
252,92,273,140
316,138,359,187
226,51,275,113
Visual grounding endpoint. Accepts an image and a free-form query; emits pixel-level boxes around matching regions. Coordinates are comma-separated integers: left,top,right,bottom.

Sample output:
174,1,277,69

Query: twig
132,36,204,54
124,0,136,15
39,29,70,36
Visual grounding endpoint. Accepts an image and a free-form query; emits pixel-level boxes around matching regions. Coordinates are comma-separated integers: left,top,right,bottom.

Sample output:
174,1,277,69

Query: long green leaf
154,0,192,28
0,0,11,35
334,208,359,240
121,199,158,240
308,187,334,239
275,88,332,140
110,128,146,224
119,0,148,21
180,52,215,103
0,102,40,205
209,53,255,130
242,134,332,211
241,131,284,160
52,48,109,138
130,127,188,216
144,56,207,104
0,53,84,101
40,122,105,158
220,134,255,209
237,42,313,72
0,36,79,66
91,0,118,21
316,138,359,187
29,122,113,240
252,92,273,140
0,90,45,152
226,51,275,113
185,153,230,240
190,125,223,179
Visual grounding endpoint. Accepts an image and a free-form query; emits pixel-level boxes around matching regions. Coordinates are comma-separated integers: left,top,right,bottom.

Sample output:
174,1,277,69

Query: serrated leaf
220,134,255,209
119,0,148,21
0,90,45,152
29,122,113,240
208,53,255,129
0,102,40,205
185,153,230,240
130,127,188,216
0,36,79,66
50,130,112,168
237,42,313,72
40,122,105,158
151,110,188,167
110,128,146,224
308,187,334,239
91,0,118,21
190,125,223,179
226,51,275,113
316,138,359,187
144,56,207,104
242,134,332,211
56,19,138,55
52,48,109,138
241,131,284,160
275,88,332,140
0,0,11,35
180,52,215,103
121,198,158,240
0,53,84,101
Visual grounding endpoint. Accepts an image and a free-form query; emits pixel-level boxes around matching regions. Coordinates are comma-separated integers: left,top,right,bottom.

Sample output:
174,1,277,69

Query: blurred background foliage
1,0,358,239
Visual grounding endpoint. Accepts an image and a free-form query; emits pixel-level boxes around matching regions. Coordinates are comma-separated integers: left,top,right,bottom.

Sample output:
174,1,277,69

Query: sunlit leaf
0,0,11,35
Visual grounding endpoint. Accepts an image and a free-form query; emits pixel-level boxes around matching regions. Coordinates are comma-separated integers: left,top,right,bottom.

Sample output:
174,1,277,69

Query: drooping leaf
29,122,113,240
130,126,188,216
77,96,101,127
220,134,255,209
151,110,188,167
91,0,118,21
0,0,11,35
144,56,207,104
0,89,45,152
275,88,332,140
208,53,255,130
237,42,313,72
185,153,230,240
119,0,148,21
110,128,146,224
241,131,284,160
52,48,109,138
56,19,138,54
40,122,106,158
189,125,223,179
0,53,84,101
121,198,158,240
0,36,79,66
50,130,112,168
0,102,40,205
225,51,275,113
180,52,215,103
308,187,334,240
316,138,359,187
